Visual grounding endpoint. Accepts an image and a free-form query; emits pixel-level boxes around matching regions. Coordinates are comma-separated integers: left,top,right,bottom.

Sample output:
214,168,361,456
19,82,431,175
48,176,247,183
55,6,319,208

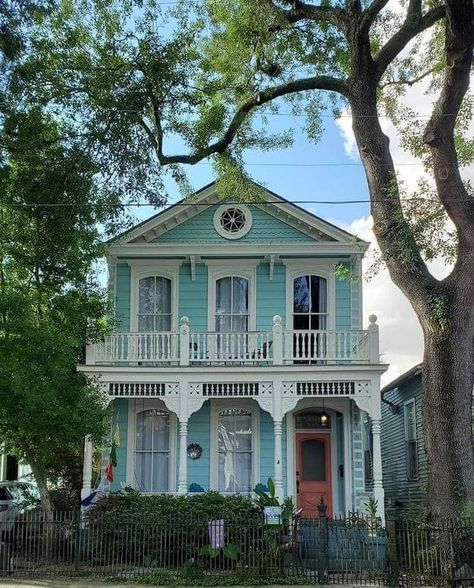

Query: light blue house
79,181,387,519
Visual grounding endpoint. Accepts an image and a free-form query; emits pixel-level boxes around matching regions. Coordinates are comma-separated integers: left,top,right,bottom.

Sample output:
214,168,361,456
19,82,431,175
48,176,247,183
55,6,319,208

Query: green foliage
0,108,114,510
91,490,261,521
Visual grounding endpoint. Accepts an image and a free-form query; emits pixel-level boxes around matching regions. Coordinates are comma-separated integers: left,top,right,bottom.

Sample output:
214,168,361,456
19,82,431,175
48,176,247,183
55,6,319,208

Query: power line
1,197,471,208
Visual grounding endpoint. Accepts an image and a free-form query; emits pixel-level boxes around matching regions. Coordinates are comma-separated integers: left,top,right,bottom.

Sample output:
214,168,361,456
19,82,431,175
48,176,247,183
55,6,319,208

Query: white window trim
213,204,253,240
284,260,336,331
206,260,259,332
403,398,418,481
210,400,260,494
126,399,177,493
129,260,181,332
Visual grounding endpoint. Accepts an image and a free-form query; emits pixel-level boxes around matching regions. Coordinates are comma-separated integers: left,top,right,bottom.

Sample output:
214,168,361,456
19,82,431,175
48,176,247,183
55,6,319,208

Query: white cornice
109,242,367,257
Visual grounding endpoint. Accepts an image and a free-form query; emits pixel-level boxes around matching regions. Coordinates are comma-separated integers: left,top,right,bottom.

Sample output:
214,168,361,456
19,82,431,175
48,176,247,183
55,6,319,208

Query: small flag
110,442,117,468
114,423,121,448
105,460,114,483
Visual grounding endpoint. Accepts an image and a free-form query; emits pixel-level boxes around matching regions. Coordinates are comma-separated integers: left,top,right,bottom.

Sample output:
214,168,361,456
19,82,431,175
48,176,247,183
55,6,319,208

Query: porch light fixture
320,400,329,428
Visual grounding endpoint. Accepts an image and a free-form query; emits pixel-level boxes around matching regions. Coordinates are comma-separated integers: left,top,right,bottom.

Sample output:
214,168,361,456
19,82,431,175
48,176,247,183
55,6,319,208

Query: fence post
74,510,81,572
318,498,329,584
386,513,399,587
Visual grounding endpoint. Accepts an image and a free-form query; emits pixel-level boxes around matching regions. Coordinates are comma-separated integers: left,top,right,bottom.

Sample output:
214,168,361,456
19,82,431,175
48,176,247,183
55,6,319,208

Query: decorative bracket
269,255,275,281
190,255,196,281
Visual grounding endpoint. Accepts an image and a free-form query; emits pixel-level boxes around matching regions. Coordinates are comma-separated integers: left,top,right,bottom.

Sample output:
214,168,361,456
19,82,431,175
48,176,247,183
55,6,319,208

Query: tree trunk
349,78,474,519
422,315,474,518
23,447,54,521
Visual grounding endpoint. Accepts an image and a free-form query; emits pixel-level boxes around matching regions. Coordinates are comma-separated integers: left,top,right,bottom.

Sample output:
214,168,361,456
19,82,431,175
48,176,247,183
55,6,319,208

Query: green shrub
83,492,269,570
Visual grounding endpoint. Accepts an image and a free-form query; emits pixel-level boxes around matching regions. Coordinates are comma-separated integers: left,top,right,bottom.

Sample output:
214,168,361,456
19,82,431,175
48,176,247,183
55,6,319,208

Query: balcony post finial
368,314,379,364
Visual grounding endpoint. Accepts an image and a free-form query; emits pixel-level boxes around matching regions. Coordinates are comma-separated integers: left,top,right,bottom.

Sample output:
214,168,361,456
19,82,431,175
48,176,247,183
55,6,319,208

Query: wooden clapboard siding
381,371,427,510
152,204,316,244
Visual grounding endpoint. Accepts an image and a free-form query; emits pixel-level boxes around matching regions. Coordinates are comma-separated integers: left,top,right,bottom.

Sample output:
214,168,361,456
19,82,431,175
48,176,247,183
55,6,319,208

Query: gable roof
108,181,368,250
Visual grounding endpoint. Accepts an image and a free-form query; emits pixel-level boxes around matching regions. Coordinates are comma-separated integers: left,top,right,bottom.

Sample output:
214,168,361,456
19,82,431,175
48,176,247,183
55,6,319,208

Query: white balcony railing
85,314,380,367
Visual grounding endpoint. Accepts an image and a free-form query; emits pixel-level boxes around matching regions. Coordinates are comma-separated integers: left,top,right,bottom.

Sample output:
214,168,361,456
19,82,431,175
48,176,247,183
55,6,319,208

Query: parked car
0,482,39,536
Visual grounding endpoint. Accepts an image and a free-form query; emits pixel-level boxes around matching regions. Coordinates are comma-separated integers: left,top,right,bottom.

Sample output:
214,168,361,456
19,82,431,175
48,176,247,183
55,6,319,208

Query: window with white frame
134,409,170,492
404,399,418,480
138,276,172,331
215,276,249,332
217,408,253,492
293,275,328,329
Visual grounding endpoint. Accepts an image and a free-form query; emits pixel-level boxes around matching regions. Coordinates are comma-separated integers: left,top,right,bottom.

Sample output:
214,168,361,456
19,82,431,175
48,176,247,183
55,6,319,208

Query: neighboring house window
215,276,249,332
404,399,418,480
217,408,253,492
135,409,170,492
138,276,172,331
293,275,328,329
363,415,373,483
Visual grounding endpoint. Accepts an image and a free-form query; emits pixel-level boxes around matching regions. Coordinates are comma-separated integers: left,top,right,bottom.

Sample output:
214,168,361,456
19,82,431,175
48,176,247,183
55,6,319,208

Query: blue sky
132,115,370,230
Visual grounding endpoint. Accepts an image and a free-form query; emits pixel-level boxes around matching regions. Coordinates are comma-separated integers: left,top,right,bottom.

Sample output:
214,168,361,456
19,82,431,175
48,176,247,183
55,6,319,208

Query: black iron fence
1,509,473,586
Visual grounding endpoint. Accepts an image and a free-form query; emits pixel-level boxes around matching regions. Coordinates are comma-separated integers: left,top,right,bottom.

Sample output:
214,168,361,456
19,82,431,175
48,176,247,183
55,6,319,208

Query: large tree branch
374,4,445,82
423,0,474,250
361,0,390,30
156,75,348,165
261,0,343,26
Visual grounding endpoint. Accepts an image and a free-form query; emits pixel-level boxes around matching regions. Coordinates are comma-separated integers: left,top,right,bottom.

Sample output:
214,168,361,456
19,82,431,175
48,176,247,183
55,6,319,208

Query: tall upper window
293,276,328,330
215,276,249,332
217,408,253,493
135,409,170,492
138,276,172,331
404,399,418,480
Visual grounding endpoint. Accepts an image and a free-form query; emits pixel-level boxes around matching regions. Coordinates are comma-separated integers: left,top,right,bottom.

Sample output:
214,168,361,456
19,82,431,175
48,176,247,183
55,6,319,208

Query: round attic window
213,204,252,240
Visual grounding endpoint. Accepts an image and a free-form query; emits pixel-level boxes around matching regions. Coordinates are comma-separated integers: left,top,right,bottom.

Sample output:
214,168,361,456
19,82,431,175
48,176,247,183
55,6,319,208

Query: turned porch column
81,435,93,502
371,419,385,524
274,420,284,501
178,420,188,494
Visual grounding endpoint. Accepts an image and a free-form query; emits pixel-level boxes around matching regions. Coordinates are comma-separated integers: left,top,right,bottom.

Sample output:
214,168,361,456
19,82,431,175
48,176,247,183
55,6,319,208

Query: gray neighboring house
381,364,426,511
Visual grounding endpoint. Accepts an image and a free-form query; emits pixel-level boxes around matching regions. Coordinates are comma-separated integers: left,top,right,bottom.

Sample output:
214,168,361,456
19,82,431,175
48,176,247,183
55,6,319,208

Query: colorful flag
105,460,114,483
110,442,117,467
114,423,121,448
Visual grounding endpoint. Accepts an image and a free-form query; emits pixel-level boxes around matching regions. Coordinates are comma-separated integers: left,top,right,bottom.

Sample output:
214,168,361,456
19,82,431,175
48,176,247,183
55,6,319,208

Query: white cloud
334,48,473,386
339,215,451,387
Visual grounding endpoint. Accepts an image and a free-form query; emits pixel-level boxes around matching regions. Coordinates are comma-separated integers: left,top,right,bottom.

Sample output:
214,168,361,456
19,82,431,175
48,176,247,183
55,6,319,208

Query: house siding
256,263,286,330
187,402,211,491
381,375,427,510
153,204,317,244
115,264,131,331
179,263,208,330
335,272,351,331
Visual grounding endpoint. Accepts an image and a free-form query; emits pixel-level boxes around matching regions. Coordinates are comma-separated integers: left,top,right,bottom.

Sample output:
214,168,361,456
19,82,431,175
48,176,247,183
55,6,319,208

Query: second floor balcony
85,315,380,368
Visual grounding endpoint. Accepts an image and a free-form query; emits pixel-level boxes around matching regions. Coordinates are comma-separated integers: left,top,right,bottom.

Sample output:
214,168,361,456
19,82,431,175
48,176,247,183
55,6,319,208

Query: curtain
135,409,170,492
138,277,172,331
217,409,252,492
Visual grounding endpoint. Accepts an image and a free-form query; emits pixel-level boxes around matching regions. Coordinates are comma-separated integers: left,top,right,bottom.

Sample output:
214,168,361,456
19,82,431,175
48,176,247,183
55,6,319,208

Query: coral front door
296,433,332,517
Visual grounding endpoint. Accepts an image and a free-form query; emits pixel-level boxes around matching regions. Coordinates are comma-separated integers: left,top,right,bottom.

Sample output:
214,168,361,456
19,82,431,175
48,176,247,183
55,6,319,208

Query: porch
81,369,385,521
